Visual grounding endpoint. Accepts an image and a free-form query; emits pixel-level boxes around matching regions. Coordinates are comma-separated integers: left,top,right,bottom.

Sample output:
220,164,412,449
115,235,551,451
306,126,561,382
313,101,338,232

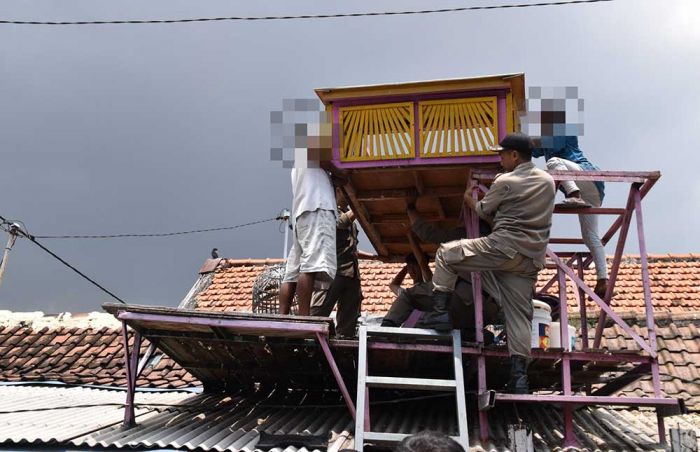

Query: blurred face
498,149,519,172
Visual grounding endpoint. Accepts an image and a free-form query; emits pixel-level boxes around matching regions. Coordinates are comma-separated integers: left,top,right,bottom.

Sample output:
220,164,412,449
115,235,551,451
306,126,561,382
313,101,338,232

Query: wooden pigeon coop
316,73,524,263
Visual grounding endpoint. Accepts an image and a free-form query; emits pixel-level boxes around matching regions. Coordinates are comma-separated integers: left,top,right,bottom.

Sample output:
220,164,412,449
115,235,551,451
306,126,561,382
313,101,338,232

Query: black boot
504,355,530,394
380,318,398,327
419,290,452,332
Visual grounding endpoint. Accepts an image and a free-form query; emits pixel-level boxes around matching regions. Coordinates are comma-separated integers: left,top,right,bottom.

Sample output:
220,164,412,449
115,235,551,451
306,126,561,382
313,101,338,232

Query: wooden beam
373,213,442,224
407,231,432,282
414,170,446,219
341,182,389,256
356,186,464,202
412,171,425,195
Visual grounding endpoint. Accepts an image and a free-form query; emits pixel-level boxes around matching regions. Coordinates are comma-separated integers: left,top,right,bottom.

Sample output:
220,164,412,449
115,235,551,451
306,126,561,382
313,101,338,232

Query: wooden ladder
354,324,470,451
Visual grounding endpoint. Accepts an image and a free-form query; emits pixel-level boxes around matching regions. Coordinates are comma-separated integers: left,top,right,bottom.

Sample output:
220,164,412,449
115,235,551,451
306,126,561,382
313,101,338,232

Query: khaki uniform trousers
433,236,540,357
383,280,501,338
311,275,363,337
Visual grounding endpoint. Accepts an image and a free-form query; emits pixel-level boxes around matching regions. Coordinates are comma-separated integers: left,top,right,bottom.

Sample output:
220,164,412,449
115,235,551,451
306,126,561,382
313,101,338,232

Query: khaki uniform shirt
475,162,555,265
336,210,360,279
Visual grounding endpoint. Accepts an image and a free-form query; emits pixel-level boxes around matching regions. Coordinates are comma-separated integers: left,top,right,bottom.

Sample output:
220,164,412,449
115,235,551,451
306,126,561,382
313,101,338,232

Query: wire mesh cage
252,263,297,315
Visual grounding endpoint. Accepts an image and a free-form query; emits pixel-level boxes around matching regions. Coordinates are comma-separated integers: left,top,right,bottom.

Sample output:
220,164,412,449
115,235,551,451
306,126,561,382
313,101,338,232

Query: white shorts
283,209,337,285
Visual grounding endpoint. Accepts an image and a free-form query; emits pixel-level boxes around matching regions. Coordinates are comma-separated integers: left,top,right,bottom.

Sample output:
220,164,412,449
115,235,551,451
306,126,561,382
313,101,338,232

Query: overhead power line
0,215,127,305
34,217,280,239
0,0,614,26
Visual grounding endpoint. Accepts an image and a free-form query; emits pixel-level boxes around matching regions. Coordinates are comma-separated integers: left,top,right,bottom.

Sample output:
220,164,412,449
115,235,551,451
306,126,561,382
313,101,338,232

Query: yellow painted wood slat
378,107,395,157
356,110,367,159
346,109,361,160
456,103,469,154
419,97,497,158
387,107,404,156
477,102,495,151
338,102,414,162
424,105,439,155
386,105,409,155
458,103,475,155
470,102,490,152
465,103,483,152
342,110,360,159
449,103,457,155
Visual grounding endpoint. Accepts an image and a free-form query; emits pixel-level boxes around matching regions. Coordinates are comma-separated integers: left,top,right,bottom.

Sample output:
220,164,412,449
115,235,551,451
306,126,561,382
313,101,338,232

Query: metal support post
315,332,356,421
121,321,141,428
558,268,579,448
633,187,665,444
576,255,589,351
464,188,490,445
593,184,636,348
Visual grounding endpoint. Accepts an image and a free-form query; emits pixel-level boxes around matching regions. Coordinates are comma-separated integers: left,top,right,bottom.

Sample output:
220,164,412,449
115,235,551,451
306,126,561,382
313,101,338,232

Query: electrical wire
1,214,128,304
0,0,614,26
34,217,280,239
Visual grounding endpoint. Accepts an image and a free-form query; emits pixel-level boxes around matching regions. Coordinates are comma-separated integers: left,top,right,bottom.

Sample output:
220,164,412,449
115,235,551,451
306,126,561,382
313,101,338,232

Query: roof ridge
217,254,700,266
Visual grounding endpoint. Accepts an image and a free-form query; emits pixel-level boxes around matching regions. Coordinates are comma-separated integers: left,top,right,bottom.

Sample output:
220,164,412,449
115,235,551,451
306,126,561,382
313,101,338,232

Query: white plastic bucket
531,300,552,349
550,322,577,350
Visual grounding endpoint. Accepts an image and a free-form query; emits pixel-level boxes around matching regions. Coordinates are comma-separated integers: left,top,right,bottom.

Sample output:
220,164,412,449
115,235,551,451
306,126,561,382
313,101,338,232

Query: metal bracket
478,390,496,411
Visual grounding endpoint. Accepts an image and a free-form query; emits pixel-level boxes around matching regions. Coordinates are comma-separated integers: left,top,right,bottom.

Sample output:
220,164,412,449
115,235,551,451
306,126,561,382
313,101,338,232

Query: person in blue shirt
532,134,608,298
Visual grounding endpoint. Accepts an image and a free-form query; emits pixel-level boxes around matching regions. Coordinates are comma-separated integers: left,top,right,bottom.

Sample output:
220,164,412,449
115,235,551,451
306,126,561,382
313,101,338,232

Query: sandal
556,197,592,208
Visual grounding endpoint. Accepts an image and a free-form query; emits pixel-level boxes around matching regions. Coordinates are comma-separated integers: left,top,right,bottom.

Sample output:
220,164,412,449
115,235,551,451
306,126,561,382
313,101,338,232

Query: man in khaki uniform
311,204,364,337
424,132,555,393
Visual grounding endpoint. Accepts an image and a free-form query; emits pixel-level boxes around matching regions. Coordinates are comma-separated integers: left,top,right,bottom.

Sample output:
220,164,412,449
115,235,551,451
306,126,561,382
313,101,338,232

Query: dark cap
490,132,533,154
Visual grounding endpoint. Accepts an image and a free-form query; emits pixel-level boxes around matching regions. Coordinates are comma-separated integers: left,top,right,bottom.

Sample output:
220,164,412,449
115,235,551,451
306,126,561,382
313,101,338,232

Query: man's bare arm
389,266,409,297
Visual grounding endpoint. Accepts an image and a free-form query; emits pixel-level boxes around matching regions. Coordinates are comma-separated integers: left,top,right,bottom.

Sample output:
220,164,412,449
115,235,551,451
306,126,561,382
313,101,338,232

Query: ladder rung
363,432,462,444
363,432,410,443
365,325,453,338
366,376,457,391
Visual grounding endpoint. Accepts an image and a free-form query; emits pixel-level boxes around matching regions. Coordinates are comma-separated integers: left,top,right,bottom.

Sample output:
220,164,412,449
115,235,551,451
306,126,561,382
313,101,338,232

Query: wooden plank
356,186,464,201
341,182,389,256
365,376,457,390
407,230,432,282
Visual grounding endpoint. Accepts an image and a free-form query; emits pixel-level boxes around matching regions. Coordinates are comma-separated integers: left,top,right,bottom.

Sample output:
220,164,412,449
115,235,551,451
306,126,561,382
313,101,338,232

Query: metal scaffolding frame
113,170,681,449
466,169,676,447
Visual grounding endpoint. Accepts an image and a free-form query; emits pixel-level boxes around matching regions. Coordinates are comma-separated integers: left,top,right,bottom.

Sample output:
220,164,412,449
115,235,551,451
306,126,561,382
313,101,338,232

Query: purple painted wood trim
413,102,421,158
538,254,582,294
577,256,589,351
333,154,500,169
593,185,637,348
329,89,510,108
474,170,661,184
403,309,423,328
121,321,135,428
558,264,574,450
657,412,666,444
563,405,580,448
130,332,141,393
464,192,489,445
634,189,661,398
332,106,341,162
547,249,655,356
117,312,330,336
497,94,506,140
315,332,356,421
357,341,652,363
494,393,678,407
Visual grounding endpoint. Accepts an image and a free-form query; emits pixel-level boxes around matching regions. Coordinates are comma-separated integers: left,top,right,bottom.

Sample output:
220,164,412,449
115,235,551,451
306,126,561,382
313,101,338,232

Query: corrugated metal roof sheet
0,385,191,444
2,385,699,451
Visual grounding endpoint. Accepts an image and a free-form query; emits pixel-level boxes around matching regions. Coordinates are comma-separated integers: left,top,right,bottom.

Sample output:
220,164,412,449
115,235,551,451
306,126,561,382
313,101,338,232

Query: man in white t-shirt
279,148,338,316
